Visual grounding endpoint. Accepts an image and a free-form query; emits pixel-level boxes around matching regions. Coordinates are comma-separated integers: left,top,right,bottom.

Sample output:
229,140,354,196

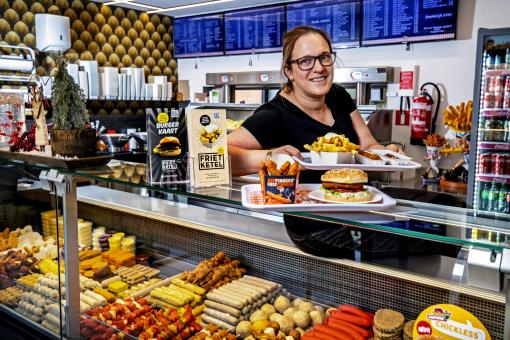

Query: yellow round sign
157,112,169,123
413,304,490,340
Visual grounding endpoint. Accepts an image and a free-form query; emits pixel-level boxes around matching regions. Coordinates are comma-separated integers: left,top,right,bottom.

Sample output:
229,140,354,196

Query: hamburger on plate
153,136,181,157
320,168,371,203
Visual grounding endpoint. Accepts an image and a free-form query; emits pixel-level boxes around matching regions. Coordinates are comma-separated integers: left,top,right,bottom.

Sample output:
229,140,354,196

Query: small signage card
187,108,230,187
147,106,188,184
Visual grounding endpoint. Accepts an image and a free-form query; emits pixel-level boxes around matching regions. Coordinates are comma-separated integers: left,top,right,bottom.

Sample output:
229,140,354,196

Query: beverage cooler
468,28,510,218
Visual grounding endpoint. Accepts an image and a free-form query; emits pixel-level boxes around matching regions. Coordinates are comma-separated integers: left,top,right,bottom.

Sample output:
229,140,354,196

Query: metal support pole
39,170,80,338
62,175,80,339
505,274,509,340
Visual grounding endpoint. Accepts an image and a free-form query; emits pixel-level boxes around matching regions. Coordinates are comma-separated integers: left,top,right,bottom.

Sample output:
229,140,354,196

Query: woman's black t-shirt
242,84,358,151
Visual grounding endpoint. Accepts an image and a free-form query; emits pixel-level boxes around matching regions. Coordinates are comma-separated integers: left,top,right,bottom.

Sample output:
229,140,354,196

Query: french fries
423,134,447,147
443,100,473,133
304,133,360,152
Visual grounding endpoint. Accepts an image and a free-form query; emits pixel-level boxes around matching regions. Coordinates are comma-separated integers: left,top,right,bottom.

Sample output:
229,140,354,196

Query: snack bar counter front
0,159,509,340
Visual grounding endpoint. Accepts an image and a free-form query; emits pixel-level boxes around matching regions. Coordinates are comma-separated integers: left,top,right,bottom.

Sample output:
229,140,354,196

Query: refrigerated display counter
0,159,509,339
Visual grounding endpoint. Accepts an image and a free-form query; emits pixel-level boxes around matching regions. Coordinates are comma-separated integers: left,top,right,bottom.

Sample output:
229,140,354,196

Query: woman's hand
273,145,303,160
386,144,405,155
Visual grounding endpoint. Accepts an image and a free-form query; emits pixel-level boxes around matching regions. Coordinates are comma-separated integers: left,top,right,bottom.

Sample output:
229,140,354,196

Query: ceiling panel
95,0,297,17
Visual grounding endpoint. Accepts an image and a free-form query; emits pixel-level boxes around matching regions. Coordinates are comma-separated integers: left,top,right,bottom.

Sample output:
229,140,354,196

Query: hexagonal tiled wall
0,0,177,100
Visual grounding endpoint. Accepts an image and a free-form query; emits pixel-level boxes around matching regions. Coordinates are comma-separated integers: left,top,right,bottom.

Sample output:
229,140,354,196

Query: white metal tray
292,152,421,171
241,183,397,212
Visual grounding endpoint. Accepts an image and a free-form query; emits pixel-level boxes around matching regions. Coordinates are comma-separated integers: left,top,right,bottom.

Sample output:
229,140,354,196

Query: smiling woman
227,26,401,178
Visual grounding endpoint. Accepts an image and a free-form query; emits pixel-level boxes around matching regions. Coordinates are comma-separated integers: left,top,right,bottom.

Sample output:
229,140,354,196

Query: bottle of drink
483,117,492,141
505,119,510,142
505,48,510,69
498,184,508,212
488,182,499,211
483,51,494,70
506,189,510,214
480,182,490,210
494,54,502,70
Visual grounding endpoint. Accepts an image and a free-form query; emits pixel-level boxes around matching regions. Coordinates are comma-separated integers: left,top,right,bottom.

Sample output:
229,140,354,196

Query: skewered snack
423,134,447,147
81,298,202,339
178,251,246,292
443,100,473,133
304,133,360,152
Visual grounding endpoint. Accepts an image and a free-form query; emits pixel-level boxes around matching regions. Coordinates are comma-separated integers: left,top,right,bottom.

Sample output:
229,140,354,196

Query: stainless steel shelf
189,102,259,110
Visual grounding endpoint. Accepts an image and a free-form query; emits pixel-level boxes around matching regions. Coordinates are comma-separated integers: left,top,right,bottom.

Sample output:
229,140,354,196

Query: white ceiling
94,0,298,17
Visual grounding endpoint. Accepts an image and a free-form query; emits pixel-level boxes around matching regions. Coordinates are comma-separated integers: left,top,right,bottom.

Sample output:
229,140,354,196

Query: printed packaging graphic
263,175,297,203
187,108,229,187
414,304,490,340
147,106,188,184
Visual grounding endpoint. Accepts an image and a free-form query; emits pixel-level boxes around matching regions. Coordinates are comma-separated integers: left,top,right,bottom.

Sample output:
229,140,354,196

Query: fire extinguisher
410,82,441,145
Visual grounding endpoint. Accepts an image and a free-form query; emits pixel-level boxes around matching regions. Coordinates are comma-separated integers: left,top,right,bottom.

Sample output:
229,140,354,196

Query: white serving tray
241,183,397,212
293,152,421,171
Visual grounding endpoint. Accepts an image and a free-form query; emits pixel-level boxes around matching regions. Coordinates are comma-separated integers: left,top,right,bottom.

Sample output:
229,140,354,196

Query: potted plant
50,53,96,158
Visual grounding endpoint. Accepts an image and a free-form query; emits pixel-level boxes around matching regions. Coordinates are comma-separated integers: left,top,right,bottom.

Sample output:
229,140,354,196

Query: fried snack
304,133,360,152
443,100,473,133
266,192,291,204
423,134,447,147
279,161,291,175
265,160,281,175
287,161,299,175
178,251,246,292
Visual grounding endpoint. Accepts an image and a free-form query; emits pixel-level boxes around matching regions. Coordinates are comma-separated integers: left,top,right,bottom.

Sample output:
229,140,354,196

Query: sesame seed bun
320,168,368,184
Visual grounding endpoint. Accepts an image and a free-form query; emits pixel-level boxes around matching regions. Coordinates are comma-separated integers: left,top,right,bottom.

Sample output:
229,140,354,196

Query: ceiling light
147,0,235,14
103,0,162,11
103,0,130,5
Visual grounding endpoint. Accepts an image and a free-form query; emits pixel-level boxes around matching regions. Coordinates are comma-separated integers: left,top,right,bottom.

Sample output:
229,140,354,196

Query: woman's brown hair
281,26,333,92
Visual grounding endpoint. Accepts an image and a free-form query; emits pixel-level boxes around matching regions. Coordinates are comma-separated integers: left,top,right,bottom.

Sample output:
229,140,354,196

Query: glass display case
1,158,509,339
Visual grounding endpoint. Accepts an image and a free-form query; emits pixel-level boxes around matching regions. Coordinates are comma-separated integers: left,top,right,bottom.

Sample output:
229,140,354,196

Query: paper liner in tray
241,183,397,212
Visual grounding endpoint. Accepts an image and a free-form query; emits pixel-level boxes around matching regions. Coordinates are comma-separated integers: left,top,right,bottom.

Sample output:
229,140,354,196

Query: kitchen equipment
129,132,148,151
99,134,131,153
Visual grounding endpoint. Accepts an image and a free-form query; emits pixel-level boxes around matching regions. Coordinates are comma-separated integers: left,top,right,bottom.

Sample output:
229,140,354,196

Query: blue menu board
173,14,224,58
225,6,285,54
286,0,361,48
361,0,457,46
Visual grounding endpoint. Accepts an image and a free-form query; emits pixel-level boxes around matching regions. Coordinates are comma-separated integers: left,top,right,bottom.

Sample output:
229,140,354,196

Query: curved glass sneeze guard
4,159,510,251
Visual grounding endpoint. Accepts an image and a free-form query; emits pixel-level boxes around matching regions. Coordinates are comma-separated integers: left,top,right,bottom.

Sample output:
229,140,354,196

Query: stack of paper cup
47,216,64,238
92,227,105,250
121,235,136,253
78,220,93,247
41,210,59,238
108,233,123,250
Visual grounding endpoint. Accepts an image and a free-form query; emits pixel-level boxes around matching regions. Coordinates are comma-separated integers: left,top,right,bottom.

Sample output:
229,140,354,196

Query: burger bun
320,168,367,184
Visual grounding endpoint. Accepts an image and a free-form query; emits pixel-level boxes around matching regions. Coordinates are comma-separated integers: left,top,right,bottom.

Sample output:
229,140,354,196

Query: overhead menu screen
361,0,457,46
173,14,224,58
286,0,360,48
225,6,285,55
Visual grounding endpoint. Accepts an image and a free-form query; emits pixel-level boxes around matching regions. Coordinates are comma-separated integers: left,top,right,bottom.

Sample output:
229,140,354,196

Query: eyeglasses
287,52,336,71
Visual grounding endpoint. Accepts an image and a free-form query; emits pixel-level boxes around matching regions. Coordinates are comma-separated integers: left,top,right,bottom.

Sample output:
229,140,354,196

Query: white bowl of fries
310,151,353,164
304,133,358,164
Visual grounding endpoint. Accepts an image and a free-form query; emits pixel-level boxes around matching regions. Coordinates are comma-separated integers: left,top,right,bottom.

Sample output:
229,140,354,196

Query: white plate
241,183,396,212
308,187,383,204
293,153,421,171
